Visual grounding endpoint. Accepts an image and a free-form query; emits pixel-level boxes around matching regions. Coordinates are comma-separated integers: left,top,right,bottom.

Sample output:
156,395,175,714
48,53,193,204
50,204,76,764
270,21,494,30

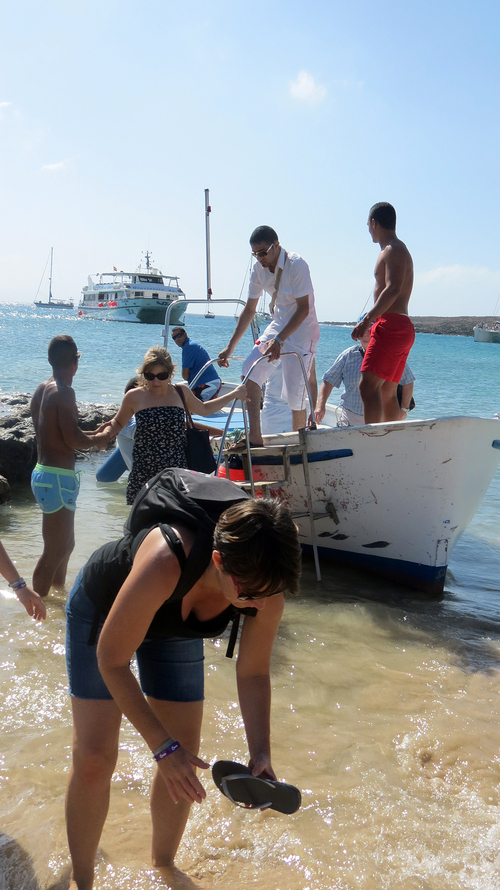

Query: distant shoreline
319,316,498,337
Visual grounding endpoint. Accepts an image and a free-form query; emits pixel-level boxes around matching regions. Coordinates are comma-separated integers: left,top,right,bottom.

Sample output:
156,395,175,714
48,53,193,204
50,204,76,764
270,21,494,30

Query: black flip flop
212,760,301,814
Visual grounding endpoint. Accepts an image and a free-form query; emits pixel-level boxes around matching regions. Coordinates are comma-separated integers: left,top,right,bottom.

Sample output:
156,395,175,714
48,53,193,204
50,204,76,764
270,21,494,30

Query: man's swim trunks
361,313,415,383
31,464,81,514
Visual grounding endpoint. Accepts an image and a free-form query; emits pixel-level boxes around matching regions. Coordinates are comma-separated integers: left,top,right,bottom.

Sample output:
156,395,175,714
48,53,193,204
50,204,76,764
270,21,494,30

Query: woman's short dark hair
137,346,175,381
214,498,302,598
249,226,279,247
369,202,396,230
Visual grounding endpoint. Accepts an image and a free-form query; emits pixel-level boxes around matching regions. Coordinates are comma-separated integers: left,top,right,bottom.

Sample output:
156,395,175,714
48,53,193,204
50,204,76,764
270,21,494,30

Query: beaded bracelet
8,577,27,591
153,738,181,762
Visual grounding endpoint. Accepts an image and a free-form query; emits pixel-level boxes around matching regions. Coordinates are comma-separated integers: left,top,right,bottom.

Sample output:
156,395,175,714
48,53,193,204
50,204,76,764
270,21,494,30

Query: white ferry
77,252,187,325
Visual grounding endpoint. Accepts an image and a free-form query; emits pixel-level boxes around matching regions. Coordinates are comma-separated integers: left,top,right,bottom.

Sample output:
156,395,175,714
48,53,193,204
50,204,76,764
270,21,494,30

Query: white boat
220,415,500,594
77,252,187,324
473,322,500,343
34,248,73,309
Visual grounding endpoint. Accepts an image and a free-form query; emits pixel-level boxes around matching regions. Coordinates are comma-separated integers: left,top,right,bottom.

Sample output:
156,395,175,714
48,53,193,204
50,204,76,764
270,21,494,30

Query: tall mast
205,189,212,305
48,247,53,303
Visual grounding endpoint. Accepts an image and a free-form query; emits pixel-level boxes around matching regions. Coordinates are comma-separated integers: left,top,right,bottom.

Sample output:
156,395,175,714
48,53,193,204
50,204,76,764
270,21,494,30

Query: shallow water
1,454,500,889
1,307,500,887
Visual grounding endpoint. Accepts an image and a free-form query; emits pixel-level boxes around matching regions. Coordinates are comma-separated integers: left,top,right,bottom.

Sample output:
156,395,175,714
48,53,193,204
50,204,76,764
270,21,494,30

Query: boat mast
205,189,212,310
48,247,53,303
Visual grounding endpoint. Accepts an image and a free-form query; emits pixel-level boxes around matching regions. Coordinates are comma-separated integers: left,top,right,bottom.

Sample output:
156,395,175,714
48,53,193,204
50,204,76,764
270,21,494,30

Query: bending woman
103,345,246,504
65,469,301,889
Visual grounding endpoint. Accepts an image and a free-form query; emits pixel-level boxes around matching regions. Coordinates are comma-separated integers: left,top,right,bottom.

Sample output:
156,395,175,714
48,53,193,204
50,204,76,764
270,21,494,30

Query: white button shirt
248,248,320,349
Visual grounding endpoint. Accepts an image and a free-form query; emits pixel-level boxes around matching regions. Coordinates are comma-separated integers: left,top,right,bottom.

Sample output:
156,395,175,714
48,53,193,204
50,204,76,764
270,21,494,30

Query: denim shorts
65,571,204,702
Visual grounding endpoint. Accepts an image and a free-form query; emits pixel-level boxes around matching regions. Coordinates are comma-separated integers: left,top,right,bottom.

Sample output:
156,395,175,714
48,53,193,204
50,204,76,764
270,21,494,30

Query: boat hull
243,417,500,594
77,299,187,324
473,327,500,343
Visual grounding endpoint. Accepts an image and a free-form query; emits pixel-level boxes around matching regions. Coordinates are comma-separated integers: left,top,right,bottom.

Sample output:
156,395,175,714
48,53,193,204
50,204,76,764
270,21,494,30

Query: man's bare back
373,235,413,317
31,378,81,470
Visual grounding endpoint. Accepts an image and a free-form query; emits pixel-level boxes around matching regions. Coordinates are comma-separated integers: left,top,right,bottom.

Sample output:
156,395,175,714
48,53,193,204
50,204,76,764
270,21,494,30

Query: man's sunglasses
251,242,276,259
144,371,170,381
172,332,184,341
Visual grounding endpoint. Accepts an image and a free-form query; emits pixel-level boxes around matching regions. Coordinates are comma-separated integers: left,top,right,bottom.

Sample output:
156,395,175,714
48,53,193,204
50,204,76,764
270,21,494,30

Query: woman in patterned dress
104,346,246,504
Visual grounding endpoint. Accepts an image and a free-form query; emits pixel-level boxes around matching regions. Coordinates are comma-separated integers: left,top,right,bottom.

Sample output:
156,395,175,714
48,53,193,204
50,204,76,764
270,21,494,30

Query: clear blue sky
1,0,499,320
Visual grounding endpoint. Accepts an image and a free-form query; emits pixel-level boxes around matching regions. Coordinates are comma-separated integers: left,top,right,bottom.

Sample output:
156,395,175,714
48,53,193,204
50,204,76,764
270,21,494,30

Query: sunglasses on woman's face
230,575,282,602
144,371,169,381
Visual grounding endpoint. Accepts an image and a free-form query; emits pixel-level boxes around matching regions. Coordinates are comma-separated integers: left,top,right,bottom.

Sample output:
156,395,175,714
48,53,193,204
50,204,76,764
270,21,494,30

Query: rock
319,316,500,337
0,394,119,487
0,475,10,504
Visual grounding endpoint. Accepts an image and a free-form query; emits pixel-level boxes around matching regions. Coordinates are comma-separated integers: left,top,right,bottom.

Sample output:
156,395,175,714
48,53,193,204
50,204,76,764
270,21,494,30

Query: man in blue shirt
171,327,221,401
315,327,415,426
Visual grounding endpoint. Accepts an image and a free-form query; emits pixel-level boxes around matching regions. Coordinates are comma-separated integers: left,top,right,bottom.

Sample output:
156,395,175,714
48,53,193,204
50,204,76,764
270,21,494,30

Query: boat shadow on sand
296,532,500,675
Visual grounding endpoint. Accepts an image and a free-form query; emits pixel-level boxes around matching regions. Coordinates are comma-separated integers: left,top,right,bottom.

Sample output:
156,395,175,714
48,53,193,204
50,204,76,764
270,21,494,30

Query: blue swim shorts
31,463,80,514
65,571,205,702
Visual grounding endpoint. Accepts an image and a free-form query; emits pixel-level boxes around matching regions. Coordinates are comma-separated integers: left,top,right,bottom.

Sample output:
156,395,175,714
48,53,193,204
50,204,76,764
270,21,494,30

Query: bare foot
157,865,210,889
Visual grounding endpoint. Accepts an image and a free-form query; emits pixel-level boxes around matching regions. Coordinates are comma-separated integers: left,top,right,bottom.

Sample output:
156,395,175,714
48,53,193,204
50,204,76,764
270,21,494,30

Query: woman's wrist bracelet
152,738,181,761
8,577,27,591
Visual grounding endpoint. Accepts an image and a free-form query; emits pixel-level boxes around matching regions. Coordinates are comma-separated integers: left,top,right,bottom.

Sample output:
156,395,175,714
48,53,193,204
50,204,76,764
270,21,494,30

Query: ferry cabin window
135,291,144,297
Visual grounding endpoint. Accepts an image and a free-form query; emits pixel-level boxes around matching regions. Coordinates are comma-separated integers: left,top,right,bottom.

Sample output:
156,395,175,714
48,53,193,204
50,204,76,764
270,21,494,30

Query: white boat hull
78,298,187,325
238,416,500,593
473,327,500,343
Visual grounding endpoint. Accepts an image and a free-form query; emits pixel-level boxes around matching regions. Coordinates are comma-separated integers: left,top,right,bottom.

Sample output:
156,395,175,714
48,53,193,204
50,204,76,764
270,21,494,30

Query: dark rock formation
0,394,118,486
0,475,10,504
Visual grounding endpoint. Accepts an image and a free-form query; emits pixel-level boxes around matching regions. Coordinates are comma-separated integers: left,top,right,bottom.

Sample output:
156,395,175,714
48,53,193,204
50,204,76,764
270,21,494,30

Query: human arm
0,540,46,620
263,295,310,362
236,595,284,779
181,383,247,417
352,246,408,340
182,368,189,381
399,382,414,417
218,300,258,367
193,421,225,436
96,529,209,804
100,390,138,439
315,381,334,424
57,389,112,452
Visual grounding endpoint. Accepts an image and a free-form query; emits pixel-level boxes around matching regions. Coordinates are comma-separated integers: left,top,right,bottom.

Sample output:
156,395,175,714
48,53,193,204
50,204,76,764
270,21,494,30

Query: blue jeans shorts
65,571,205,702
31,464,80,514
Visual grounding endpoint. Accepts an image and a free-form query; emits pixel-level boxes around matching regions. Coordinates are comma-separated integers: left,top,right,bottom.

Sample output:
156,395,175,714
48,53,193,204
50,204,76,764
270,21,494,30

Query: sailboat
34,248,74,309
204,190,215,318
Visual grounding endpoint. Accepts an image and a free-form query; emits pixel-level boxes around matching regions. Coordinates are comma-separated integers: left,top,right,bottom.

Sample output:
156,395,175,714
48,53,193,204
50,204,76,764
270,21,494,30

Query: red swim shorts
361,313,415,383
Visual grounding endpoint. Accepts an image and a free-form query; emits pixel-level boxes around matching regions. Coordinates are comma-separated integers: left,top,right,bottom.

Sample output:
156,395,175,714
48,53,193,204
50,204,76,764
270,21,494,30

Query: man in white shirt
218,226,320,446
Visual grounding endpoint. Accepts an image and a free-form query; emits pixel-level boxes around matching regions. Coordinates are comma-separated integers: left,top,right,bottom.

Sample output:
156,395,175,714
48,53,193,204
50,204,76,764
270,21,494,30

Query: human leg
359,371,385,423
380,380,401,421
33,507,75,596
147,699,204,866
66,697,122,890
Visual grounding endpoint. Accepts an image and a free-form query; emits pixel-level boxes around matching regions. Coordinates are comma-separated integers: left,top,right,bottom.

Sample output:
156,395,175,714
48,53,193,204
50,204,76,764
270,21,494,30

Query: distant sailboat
34,248,73,309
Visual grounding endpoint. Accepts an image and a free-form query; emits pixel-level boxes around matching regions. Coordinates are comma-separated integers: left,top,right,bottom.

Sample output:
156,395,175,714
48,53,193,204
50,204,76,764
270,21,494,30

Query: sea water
1,304,500,889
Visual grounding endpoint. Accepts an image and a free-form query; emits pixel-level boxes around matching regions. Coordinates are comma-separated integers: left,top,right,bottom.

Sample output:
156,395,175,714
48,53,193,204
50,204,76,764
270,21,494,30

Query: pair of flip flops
212,761,301,814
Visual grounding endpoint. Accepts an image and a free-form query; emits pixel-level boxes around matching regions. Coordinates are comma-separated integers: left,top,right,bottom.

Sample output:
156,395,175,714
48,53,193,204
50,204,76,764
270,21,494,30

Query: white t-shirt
248,248,320,348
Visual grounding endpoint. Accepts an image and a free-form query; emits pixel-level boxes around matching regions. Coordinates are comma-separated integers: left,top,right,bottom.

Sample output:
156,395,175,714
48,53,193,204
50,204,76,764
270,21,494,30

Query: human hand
16,587,46,621
248,753,277,782
351,318,370,341
232,384,247,402
315,404,326,423
217,346,232,368
158,744,209,805
263,339,282,362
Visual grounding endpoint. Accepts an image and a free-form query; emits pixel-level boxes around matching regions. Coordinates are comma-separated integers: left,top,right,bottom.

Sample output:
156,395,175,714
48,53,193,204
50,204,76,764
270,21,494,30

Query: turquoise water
2,304,500,888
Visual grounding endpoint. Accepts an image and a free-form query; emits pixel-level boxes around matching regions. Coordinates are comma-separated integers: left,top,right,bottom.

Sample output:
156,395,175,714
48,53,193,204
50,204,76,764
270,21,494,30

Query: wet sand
1,455,500,889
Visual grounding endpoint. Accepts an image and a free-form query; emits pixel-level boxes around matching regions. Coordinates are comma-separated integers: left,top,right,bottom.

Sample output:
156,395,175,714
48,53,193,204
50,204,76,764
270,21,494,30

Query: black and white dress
126,406,187,505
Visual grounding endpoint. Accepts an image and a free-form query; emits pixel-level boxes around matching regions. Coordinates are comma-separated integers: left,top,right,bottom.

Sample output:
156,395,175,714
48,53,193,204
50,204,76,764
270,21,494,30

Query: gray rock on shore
0,394,118,499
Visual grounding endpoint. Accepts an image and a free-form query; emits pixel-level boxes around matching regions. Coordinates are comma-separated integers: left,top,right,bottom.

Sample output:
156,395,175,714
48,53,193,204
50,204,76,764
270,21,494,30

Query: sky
1,0,500,321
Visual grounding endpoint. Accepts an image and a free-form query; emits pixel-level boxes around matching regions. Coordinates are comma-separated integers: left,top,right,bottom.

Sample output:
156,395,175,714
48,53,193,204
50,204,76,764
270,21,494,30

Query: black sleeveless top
81,522,255,653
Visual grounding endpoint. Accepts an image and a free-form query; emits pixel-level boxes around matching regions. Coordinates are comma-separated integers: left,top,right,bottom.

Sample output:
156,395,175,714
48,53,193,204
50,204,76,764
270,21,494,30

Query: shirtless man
30,336,111,597
351,202,415,423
